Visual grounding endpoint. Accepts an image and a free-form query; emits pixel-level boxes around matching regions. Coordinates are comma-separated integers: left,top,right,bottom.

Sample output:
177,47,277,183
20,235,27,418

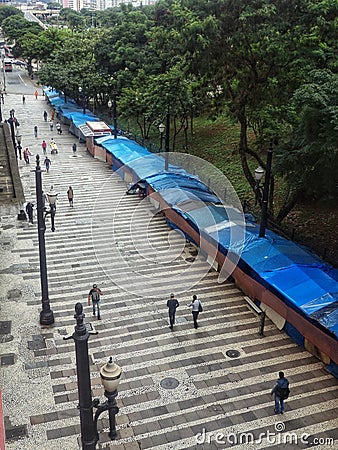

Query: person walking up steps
188,294,203,329
34,125,38,138
167,293,179,330
43,111,48,121
88,284,103,320
41,140,47,155
34,89,38,100
67,186,74,207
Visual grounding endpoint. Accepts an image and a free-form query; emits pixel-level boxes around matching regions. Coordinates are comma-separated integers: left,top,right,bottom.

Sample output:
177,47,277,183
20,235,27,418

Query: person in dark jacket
167,293,179,330
88,284,103,319
25,202,34,223
271,371,289,414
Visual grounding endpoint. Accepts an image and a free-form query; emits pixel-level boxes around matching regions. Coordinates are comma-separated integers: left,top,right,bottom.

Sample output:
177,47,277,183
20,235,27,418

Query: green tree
59,8,85,30
0,5,22,26
275,69,338,221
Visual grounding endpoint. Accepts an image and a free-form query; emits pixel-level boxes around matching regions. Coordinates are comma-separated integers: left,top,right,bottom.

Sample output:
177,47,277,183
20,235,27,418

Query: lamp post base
40,309,55,325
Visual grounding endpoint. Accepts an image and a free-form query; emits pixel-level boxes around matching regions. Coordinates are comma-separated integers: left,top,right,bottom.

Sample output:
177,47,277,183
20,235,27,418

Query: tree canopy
3,0,337,223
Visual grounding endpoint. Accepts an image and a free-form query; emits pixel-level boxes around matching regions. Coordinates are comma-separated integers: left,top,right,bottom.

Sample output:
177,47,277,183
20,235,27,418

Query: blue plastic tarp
207,221,338,337
144,173,221,206
68,112,98,127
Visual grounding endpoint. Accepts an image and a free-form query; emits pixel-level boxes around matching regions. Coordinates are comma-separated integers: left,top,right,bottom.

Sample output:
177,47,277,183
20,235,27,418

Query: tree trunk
238,109,255,189
275,189,301,224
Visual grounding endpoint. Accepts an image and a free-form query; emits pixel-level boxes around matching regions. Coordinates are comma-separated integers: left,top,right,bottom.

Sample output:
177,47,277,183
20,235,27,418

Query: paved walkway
0,90,337,450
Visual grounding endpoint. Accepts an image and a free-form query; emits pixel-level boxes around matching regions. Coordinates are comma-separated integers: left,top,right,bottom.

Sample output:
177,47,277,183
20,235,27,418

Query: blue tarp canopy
207,221,338,337
68,112,98,127
144,172,221,206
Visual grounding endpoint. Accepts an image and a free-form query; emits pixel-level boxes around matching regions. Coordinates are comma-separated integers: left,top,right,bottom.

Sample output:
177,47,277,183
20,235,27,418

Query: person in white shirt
188,294,202,329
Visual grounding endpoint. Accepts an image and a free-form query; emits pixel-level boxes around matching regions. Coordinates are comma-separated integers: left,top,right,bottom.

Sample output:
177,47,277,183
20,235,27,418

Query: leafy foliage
3,0,337,223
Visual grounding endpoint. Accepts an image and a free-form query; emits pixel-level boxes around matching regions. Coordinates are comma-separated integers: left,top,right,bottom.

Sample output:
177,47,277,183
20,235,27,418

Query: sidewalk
0,90,337,450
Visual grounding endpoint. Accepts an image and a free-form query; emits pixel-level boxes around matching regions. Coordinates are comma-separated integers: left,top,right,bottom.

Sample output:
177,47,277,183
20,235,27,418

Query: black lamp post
164,110,170,171
112,94,117,139
7,115,16,151
35,155,56,325
254,141,273,238
107,95,117,139
64,303,122,449
158,123,165,151
16,131,22,147
79,86,86,114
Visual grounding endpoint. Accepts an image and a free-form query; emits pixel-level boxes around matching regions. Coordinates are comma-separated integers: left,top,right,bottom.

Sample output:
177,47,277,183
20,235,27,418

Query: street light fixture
107,96,118,139
94,357,122,440
112,94,117,139
107,99,112,119
158,123,165,151
64,303,122,449
35,155,55,325
79,86,86,114
7,115,16,151
45,186,58,233
16,132,22,145
164,109,170,171
254,166,264,205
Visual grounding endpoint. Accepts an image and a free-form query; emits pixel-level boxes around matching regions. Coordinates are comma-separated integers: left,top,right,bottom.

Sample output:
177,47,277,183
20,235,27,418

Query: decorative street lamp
254,165,264,205
107,95,117,139
35,155,56,325
64,303,122,449
16,131,22,146
45,186,58,233
94,357,122,440
158,123,165,151
7,115,16,150
164,110,170,171
79,86,86,114
254,141,273,238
